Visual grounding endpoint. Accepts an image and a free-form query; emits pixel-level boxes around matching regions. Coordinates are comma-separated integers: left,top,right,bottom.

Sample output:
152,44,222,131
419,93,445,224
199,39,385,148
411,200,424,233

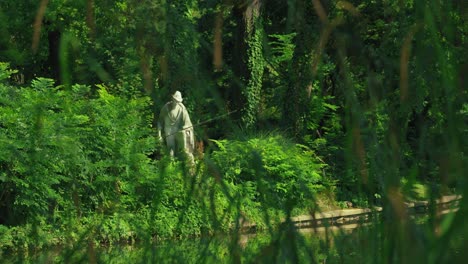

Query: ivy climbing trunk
242,0,264,129
230,0,264,129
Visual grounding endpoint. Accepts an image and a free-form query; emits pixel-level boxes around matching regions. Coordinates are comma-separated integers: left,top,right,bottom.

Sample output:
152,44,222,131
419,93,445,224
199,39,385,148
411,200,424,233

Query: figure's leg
166,133,175,157
175,131,185,158
182,130,195,165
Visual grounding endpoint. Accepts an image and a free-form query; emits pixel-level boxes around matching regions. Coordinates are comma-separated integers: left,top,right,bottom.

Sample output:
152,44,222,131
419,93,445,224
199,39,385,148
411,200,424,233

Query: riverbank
1,195,462,263
240,195,461,233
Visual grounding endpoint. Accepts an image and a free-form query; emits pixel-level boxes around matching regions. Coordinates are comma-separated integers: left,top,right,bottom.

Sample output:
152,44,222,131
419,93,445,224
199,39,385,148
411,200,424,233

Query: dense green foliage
210,136,324,209
0,0,466,262
0,63,327,254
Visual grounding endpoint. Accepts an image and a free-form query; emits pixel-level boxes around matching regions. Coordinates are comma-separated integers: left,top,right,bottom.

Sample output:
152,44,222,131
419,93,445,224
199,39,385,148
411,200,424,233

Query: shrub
209,135,325,212
0,63,157,226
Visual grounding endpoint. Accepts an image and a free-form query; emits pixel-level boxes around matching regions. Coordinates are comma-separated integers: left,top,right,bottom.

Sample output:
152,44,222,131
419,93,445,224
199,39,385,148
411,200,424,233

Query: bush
209,134,325,212
0,63,157,226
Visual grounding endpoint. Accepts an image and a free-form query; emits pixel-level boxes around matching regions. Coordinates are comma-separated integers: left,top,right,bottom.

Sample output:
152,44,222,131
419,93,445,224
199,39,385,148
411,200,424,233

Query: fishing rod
160,110,238,139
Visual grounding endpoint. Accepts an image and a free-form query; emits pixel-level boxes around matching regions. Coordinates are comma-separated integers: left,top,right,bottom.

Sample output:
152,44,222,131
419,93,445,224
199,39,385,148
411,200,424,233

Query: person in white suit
157,91,194,163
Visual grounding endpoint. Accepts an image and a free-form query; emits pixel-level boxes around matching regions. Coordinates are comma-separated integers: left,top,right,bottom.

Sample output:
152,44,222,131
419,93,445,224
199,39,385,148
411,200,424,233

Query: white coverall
158,101,194,162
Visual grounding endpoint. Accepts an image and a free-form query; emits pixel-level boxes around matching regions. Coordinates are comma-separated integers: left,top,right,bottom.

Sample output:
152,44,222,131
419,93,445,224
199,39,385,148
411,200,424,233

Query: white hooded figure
157,91,194,162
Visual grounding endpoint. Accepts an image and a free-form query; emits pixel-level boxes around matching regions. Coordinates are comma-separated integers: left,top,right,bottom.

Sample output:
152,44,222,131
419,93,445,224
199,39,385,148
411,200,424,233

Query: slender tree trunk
48,29,61,81
230,0,264,129
242,0,264,129
229,3,248,122
283,0,315,137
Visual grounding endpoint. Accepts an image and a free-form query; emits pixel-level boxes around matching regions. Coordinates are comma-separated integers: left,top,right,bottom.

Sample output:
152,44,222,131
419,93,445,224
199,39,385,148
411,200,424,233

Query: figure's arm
157,128,162,141
180,104,193,130
181,106,195,149
157,105,166,140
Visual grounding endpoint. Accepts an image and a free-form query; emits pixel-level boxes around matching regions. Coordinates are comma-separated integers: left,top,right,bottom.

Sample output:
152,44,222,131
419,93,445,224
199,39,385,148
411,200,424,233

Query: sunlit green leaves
210,134,325,210
0,62,17,81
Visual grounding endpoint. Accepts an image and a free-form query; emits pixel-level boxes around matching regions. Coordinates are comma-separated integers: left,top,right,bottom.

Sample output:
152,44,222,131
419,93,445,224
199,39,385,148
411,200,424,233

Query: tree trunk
230,0,264,129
